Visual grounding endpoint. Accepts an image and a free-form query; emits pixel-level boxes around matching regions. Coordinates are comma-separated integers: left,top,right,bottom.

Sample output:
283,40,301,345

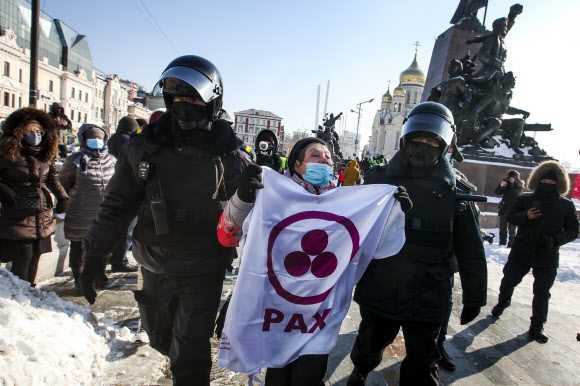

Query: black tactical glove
537,235,556,250
79,256,108,305
0,183,18,206
236,164,264,203
55,198,69,214
394,186,413,213
460,305,481,325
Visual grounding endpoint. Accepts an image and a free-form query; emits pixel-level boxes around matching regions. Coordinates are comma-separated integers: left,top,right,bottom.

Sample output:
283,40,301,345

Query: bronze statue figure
450,0,488,24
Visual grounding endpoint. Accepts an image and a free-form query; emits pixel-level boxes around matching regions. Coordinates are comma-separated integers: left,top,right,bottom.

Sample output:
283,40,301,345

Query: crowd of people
0,54,577,386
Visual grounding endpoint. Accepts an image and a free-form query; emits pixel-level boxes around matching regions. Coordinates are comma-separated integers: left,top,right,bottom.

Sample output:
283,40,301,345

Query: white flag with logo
218,168,405,373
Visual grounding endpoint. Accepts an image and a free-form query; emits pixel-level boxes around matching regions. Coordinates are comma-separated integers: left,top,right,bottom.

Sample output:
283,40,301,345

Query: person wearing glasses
0,107,68,286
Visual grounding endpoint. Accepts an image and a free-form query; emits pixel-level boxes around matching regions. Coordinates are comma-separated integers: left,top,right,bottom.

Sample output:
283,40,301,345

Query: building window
413,91,418,104
49,80,53,92
3,92,9,106
71,110,75,119
78,111,82,122
84,113,87,122
18,96,22,108
11,94,15,107
406,93,410,104
3,62,9,77
238,125,243,131
238,117,244,123
19,69,23,82
395,132,400,150
100,108,104,119
85,94,88,102
71,87,75,98
79,90,82,100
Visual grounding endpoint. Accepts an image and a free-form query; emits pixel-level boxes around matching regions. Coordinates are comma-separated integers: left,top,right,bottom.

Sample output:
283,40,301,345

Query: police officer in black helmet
78,55,251,385
348,102,487,386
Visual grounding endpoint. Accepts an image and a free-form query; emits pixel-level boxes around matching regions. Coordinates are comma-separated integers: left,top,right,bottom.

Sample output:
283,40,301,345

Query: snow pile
0,269,133,386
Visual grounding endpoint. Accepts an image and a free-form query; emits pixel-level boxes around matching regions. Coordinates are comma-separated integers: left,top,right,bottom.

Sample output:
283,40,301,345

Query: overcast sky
38,0,580,167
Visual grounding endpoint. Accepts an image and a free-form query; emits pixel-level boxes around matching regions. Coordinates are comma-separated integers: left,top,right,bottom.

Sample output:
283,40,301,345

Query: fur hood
0,107,58,162
527,160,570,195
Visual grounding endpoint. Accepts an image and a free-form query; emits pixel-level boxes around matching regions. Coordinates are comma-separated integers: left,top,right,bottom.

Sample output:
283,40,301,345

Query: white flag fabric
218,168,405,374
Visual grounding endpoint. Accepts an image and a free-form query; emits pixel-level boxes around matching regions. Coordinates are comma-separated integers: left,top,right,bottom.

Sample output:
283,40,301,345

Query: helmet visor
153,66,221,103
402,114,455,146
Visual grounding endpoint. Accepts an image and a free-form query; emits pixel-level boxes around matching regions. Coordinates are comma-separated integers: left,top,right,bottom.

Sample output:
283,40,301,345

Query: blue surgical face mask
24,132,43,146
303,163,334,186
86,138,104,149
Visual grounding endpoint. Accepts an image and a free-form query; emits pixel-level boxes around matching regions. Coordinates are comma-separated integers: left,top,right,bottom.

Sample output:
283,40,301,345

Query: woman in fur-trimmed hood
0,107,68,286
527,160,570,196
491,159,579,343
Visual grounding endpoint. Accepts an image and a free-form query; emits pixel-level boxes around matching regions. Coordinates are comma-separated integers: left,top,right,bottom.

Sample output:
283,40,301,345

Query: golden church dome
400,53,426,84
382,87,392,101
393,83,406,96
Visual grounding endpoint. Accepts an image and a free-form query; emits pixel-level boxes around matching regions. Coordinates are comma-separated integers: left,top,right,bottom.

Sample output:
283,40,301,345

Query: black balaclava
406,132,442,168
536,170,558,199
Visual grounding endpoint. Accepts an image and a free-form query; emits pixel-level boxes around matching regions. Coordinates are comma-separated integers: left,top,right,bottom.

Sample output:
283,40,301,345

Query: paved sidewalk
40,261,580,385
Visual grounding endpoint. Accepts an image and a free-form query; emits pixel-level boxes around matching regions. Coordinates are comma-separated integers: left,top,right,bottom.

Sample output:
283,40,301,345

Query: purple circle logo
267,211,360,305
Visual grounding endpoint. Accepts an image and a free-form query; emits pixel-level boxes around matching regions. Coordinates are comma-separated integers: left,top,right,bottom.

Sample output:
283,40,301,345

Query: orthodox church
367,53,426,160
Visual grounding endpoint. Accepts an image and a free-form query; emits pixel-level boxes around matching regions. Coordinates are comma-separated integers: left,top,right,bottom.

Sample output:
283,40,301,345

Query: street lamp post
351,98,374,158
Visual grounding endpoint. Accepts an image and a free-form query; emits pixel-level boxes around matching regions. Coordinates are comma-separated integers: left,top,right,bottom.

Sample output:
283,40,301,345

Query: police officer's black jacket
83,111,251,275
354,151,487,324
507,161,579,268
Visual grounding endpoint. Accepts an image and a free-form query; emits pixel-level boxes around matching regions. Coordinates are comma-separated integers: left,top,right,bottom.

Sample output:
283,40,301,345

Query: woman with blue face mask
217,137,335,385
0,107,69,286
58,123,116,293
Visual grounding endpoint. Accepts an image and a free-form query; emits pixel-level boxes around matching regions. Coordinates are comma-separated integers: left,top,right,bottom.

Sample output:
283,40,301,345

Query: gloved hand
55,198,69,214
537,235,556,250
236,164,264,203
79,256,108,305
394,186,413,213
0,183,18,206
460,306,481,325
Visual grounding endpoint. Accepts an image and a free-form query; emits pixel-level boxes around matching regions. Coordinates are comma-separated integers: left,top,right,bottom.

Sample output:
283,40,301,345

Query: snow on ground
482,228,580,285
0,269,135,386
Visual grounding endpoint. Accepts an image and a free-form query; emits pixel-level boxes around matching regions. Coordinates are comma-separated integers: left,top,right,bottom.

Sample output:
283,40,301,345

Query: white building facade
0,0,148,134
367,53,426,160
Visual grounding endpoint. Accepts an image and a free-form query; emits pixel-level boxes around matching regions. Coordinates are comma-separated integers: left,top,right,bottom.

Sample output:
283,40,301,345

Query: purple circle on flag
267,211,360,305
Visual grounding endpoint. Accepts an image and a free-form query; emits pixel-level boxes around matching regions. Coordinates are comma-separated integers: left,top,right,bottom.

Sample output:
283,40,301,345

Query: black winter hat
507,170,520,179
288,137,328,175
540,169,558,182
83,125,106,139
117,116,139,133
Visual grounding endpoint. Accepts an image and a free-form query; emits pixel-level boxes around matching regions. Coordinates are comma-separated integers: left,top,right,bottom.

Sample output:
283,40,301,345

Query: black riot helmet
153,55,224,126
401,102,456,166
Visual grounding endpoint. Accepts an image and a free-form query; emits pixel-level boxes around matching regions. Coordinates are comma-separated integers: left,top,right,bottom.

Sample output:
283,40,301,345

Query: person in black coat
78,55,251,385
107,116,139,158
106,116,140,272
494,169,525,246
348,102,487,386
491,160,579,343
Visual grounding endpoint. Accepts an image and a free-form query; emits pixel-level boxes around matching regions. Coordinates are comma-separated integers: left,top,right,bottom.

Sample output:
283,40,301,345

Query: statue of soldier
470,71,529,155
438,60,474,121
467,4,523,86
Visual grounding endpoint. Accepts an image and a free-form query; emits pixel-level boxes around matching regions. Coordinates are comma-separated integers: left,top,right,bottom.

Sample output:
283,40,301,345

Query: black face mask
535,182,558,199
172,101,207,123
407,141,441,167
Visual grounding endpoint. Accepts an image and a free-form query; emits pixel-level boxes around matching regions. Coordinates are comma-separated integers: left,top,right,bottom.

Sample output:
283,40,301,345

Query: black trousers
498,259,557,324
135,267,225,386
350,307,442,386
264,354,328,386
499,214,516,246
68,240,84,274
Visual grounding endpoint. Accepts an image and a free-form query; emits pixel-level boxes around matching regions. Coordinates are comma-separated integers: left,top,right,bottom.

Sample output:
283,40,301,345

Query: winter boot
529,322,548,343
438,343,456,371
71,268,82,295
491,300,511,317
346,367,368,386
